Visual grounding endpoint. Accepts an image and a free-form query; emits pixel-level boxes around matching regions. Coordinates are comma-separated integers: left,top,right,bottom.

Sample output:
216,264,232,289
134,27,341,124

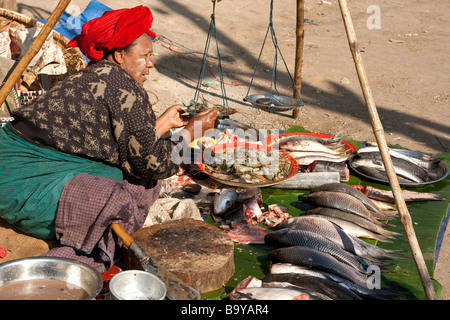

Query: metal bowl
0,256,103,300
109,270,166,300
244,94,303,111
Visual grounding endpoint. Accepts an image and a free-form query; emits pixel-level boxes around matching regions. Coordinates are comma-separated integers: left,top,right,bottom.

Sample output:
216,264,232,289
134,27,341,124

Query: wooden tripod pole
338,0,437,300
0,0,72,107
292,0,304,119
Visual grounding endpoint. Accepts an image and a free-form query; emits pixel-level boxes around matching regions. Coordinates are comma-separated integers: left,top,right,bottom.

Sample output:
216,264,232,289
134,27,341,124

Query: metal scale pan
244,94,302,112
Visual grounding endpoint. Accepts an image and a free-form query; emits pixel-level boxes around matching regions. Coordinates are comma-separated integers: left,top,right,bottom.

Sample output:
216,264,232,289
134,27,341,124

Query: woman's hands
155,104,219,143
155,104,190,136
181,107,219,143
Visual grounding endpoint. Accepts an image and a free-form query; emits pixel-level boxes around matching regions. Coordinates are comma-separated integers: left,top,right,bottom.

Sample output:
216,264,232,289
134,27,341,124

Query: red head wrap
68,5,157,62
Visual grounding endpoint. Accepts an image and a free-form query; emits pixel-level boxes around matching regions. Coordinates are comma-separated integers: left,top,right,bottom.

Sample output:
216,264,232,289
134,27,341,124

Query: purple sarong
43,173,161,272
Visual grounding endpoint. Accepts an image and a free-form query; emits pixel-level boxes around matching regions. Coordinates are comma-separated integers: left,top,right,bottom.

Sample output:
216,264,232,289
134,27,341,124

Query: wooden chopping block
123,218,235,293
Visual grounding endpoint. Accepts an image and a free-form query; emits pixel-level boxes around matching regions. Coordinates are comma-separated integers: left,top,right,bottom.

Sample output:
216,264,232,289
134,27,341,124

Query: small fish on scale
185,95,238,117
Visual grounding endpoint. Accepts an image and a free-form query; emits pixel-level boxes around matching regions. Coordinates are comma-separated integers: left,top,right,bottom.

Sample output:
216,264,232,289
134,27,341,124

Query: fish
357,146,442,172
303,215,393,242
370,199,398,211
243,196,264,225
289,151,353,166
351,157,432,183
307,160,350,182
302,191,380,223
230,287,312,300
267,246,370,288
236,187,263,205
220,222,272,244
279,139,352,155
352,185,446,203
258,204,292,227
213,189,238,215
269,132,347,150
232,276,263,291
273,216,406,260
305,207,401,240
262,273,363,300
265,228,373,273
310,183,395,219
269,263,400,300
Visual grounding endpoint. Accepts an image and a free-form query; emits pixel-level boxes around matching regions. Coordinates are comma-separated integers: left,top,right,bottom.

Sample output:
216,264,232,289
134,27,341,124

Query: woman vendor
0,5,218,272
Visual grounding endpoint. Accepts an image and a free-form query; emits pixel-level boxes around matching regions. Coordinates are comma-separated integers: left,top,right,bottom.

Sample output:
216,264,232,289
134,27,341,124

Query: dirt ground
3,0,449,299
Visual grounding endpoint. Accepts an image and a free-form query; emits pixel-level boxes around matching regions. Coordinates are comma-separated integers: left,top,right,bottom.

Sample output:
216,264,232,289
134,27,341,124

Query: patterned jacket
12,59,180,181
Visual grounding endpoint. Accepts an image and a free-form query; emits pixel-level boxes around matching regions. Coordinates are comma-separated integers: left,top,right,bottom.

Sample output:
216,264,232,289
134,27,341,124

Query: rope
154,35,247,89
192,0,229,117
245,0,303,106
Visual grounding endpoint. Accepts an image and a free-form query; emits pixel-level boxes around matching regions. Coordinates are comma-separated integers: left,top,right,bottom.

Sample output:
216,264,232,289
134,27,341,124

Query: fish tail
378,228,402,239
365,231,394,243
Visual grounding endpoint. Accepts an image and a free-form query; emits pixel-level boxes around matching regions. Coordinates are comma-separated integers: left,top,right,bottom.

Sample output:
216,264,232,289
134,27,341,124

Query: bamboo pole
292,0,304,119
0,0,71,106
337,0,437,300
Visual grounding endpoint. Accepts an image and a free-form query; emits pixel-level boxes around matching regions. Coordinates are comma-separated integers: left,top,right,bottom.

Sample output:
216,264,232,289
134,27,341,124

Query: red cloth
68,5,157,62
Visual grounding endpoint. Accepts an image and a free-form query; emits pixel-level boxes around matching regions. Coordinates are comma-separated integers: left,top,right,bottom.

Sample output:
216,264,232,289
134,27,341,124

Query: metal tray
197,143,298,188
244,94,303,111
349,148,449,187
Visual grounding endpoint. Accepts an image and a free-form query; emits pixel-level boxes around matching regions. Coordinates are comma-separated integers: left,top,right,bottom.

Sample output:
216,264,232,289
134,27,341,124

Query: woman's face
120,34,154,84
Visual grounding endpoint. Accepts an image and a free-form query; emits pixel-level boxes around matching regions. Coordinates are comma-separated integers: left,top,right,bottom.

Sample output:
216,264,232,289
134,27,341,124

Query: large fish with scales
265,228,374,273
267,246,370,288
305,207,401,240
302,191,388,222
270,263,400,300
304,214,394,242
262,273,362,300
351,157,432,183
274,216,407,260
311,183,397,219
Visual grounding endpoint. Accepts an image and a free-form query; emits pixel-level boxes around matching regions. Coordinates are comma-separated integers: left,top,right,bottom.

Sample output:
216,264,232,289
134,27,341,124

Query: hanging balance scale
189,0,230,118
244,0,304,112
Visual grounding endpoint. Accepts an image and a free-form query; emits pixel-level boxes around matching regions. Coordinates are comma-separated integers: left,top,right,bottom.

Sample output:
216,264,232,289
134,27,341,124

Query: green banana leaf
201,126,450,300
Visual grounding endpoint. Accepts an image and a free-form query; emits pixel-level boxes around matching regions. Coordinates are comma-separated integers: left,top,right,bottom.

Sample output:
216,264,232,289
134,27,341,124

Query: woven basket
0,8,85,73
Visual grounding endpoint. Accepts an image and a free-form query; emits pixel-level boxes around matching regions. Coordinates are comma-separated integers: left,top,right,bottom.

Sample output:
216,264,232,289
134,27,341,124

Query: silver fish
279,139,352,155
303,191,379,222
213,189,238,215
305,207,401,240
265,229,372,273
352,157,432,183
270,131,347,149
303,215,393,242
267,246,369,288
269,263,399,300
357,146,441,171
230,287,312,300
262,273,362,300
274,216,406,260
311,183,392,218
289,151,353,166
